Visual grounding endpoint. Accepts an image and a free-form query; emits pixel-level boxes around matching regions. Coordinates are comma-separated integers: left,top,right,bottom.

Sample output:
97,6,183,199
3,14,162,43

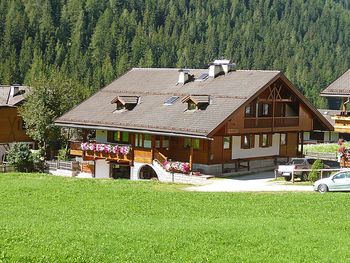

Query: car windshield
291,159,305,165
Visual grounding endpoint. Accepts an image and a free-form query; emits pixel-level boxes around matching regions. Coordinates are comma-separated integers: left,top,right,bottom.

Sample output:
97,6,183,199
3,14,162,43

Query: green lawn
1,173,350,262
304,143,347,154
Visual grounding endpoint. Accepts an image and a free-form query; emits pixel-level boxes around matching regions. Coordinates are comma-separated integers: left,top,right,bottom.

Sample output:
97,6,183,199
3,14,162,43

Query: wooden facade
0,106,33,144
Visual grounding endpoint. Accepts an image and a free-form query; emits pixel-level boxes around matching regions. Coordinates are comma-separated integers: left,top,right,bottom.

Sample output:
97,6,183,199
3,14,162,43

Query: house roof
0,85,30,107
317,109,338,126
321,69,350,97
55,68,332,137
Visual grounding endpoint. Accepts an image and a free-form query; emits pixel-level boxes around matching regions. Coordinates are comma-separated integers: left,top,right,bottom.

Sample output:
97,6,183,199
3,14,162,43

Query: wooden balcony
244,117,299,129
70,141,133,164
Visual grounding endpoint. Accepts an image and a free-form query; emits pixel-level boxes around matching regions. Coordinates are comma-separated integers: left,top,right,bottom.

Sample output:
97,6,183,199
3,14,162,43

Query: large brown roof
55,68,332,137
321,69,350,97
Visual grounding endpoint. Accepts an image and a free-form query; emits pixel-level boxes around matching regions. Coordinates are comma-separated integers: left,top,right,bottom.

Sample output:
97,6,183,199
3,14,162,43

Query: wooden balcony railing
69,141,133,163
244,117,299,129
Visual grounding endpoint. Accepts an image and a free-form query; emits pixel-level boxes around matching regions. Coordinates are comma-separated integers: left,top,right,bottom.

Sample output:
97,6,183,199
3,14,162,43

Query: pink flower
88,143,96,151
112,145,120,154
81,142,89,151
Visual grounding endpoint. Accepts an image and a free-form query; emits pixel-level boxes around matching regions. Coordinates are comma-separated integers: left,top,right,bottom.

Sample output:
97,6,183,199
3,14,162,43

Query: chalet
55,60,332,180
0,85,34,162
321,69,350,136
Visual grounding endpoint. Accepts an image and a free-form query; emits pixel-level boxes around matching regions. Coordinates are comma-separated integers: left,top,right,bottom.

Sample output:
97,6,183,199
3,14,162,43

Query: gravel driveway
186,171,314,192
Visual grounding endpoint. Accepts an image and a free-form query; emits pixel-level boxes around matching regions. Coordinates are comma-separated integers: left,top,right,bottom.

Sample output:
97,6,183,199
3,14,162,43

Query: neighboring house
321,69,350,135
55,60,332,180
0,85,34,162
303,109,340,143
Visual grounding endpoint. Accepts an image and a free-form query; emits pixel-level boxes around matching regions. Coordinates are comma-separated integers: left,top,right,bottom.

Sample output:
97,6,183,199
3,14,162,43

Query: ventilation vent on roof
164,96,179,106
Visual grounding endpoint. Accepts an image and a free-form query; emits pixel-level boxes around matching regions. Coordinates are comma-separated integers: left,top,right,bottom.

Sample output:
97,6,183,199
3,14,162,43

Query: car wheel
300,172,308,182
318,184,328,194
284,176,291,181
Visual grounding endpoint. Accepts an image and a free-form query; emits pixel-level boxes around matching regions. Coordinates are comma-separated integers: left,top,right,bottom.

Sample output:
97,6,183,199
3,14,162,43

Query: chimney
209,59,236,77
209,64,222,78
178,69,190,84
10,85,20,97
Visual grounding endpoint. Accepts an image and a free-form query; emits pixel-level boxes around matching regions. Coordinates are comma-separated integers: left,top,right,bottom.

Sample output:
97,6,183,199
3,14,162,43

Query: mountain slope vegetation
0,0,349,106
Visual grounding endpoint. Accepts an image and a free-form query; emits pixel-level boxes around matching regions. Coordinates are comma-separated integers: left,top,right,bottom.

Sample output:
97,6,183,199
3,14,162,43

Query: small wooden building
56,61,332,180
321,69,350,134
0,85,34,161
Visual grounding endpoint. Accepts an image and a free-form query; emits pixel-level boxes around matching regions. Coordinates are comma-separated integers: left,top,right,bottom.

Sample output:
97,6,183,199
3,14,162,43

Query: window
188,102,197,111
162,137,169,148
260,134,272,147
258,103,271,117
143,134,152,148
245,105,253,117
135,134,140,147
135,134,152,148
223,136,231,149
109,131,129,143
155,136,161,148
184,138,200,150
116,102,124,111
241,134,254,149
280,133,287,145
262,103,270,116
113,131,129,143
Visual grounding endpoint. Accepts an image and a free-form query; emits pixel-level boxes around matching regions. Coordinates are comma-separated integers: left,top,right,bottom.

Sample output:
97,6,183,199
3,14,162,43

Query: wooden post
189,145,193,172
342,97,346,112
321,170,323,179
300,131,304,157
292,170,294,183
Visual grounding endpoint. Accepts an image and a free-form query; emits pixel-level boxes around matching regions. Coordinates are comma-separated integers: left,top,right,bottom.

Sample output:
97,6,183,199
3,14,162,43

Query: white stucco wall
95,159,110,178
96,130,108,143
231,134,280,159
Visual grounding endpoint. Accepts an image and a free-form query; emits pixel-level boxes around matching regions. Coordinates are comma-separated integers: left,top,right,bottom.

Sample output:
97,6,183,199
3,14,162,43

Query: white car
313,171,350,193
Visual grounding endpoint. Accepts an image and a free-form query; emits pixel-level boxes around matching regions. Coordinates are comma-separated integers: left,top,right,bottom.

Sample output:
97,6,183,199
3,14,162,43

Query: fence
0,163,15,173
45,161,80,171
304,151,337,161
275,168,343,183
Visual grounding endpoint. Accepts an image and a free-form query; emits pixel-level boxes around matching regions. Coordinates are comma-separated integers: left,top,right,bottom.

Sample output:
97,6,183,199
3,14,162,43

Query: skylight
164,96,179,106
195,73,209,82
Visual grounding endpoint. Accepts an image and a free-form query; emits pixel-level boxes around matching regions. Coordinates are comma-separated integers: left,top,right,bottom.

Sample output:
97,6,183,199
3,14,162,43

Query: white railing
45,161,80,171
0,163,15,173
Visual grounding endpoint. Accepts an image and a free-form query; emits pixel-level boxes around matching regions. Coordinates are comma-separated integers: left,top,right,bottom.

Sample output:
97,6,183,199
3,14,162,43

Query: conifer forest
1,0,349,107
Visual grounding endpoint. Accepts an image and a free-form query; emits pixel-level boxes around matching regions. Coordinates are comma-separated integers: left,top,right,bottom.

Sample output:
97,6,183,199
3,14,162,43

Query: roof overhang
55,122,213,140
320,93,350,98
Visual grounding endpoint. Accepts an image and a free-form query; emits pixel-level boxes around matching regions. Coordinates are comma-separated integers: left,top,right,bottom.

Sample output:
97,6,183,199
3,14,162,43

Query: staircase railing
153,148,168,166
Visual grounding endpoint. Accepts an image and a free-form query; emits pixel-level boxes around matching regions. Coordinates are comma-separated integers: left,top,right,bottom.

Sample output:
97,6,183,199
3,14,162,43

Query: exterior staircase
152,152,212,185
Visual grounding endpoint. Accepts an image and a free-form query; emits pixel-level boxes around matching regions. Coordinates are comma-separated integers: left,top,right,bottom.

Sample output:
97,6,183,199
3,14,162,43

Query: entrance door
110,164,130,179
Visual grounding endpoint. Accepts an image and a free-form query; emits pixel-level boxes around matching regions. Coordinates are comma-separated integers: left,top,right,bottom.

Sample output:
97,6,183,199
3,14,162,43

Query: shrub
6,143,34,172
308,159,324,182
57,148,69,161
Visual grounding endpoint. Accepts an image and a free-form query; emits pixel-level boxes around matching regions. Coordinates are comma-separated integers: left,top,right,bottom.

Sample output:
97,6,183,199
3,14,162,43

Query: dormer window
182,95,210,111
188,101,197,111
111,96,139,111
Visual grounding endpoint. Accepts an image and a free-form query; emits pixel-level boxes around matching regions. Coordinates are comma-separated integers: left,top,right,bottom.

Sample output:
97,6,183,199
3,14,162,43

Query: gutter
320,93,350,98
55,122,213,140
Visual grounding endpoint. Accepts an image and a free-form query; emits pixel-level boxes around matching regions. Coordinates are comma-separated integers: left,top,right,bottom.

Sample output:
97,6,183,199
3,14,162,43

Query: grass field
1,173,350,262
304,143,348,154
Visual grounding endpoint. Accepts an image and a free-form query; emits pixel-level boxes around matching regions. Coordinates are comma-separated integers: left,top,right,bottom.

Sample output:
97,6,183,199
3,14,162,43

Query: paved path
186,171,314,192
